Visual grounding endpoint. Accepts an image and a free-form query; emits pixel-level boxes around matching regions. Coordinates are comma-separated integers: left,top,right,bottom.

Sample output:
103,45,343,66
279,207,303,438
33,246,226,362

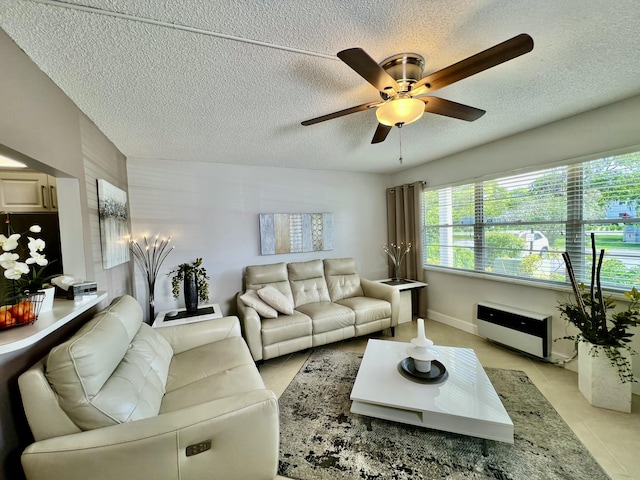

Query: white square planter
38,287,56,313
578,341,632,413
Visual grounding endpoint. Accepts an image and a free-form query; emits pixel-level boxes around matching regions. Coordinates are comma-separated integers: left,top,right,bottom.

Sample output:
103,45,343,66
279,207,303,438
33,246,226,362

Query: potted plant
0,223,57,316
168,258,209,312
559,233,640,412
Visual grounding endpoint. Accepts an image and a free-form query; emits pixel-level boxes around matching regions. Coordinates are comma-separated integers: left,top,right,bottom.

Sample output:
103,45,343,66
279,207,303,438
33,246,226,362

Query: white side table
376,279,428,324
153,303,223,328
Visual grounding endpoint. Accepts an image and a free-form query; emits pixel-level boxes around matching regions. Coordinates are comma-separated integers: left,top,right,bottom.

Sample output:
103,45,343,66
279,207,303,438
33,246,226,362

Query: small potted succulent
168,258,209,312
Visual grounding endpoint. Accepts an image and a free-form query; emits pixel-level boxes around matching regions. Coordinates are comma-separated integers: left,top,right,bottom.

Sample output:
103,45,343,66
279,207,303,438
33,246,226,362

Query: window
423,151,640,291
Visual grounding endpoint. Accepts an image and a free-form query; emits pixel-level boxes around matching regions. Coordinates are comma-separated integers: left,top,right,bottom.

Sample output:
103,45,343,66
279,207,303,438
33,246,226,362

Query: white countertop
0,291,108,354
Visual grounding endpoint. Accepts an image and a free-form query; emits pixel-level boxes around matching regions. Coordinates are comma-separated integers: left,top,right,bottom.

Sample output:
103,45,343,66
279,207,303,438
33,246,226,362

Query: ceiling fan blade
421,97,486,121
371,123,393,144
338,48,401,93
411,34,534,95
301,101,381,126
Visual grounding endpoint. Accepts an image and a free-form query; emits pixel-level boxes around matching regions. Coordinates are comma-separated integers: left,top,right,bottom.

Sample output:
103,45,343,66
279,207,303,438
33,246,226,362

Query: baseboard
427,309,477,335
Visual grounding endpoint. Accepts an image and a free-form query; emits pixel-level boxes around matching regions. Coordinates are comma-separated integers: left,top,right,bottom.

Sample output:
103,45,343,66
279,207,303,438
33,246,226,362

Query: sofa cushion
245,262,294,304
295,302,355,334
258,285,294,315
337,296,391,325
324,258,364,301
240,289,278,318
161,336,264,413
261,310,312,346
288,260,331,307
45,296,173,431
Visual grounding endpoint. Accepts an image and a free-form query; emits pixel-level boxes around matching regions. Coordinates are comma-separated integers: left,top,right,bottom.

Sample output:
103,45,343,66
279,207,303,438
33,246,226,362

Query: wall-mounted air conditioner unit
476,302,552,359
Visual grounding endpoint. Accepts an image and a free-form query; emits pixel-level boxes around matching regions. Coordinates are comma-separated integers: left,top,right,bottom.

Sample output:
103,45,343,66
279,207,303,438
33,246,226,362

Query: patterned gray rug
278,348,610,480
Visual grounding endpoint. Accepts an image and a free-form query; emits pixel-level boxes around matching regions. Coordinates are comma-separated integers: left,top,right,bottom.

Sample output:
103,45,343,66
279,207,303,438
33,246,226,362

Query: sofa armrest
154,316,242,355
361,279,400,326
22,389,279,480
236,293,263,361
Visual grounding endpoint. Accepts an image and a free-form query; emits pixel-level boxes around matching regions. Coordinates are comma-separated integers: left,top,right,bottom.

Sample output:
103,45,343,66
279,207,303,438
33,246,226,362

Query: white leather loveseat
237,257,399,362
18,295,279,480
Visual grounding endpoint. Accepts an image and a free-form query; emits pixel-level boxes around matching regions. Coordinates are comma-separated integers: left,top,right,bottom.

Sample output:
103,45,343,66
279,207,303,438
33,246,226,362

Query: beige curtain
386,181,426,317
386,181,425,281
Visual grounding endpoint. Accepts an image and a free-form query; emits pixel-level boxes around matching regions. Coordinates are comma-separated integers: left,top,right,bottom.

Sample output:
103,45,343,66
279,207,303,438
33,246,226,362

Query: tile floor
260,319,640,480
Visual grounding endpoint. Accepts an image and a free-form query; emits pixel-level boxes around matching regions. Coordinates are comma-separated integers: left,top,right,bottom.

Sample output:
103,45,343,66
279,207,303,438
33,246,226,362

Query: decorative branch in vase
558,233,640,384
383,242,412,281
129,234,173,323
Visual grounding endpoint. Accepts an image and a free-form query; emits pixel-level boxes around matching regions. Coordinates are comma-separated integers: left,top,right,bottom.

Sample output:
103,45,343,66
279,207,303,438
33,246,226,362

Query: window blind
423,151,640,290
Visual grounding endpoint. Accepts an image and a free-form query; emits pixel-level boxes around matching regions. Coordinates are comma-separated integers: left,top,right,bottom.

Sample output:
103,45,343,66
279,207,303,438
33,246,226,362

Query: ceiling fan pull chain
398,124,403,164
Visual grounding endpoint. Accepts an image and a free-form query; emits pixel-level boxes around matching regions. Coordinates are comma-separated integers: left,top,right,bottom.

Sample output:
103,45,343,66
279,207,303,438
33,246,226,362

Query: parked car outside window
518,230,549,255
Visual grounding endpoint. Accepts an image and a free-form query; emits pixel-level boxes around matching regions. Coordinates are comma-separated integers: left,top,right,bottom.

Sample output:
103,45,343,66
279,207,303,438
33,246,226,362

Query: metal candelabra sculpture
129,234,173,323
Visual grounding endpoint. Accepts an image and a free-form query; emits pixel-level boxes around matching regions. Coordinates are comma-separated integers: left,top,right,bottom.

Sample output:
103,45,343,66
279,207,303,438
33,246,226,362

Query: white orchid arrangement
0,224,50,293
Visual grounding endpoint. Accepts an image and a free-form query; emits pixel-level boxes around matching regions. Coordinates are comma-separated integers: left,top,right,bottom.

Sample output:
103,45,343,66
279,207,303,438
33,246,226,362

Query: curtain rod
388,181,427,193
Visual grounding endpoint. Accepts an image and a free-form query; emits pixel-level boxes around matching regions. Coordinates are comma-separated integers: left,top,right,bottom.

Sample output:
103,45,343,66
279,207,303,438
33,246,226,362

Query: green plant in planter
168,258,210,303
558,233,640,383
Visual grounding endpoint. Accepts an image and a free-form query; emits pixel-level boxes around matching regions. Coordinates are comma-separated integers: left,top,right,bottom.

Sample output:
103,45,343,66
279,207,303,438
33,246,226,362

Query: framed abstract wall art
259,213,333,255
97,179,130,269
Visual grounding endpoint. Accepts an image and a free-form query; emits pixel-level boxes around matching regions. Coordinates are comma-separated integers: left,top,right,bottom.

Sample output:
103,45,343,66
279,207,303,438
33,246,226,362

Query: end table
153,303,223,328
376,279,428,324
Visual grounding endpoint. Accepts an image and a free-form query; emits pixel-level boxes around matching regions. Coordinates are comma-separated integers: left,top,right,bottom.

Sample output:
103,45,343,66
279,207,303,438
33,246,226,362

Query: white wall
389,95,640,384
0,29,132,479
127,158,389,320
0,30,132,299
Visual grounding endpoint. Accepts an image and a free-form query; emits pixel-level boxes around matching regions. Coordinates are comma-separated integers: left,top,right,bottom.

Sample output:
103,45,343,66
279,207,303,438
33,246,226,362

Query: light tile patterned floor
262,319,640,480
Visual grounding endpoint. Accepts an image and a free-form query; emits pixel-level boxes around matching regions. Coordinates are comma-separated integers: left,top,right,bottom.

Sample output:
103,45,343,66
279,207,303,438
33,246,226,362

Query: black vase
184,272,198,313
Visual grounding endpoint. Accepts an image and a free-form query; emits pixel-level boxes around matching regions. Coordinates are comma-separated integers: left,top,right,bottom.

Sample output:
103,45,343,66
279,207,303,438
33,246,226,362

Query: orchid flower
26,251,48,266
4,262,29,280
27,237,46,252
0,252,19,270
0,233,20,251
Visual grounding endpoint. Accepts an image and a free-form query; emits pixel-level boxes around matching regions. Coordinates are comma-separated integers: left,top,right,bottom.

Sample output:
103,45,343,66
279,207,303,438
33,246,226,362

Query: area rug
278,348,610,480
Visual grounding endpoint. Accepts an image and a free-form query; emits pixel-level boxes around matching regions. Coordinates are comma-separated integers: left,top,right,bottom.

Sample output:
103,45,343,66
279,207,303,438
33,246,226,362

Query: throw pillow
240,290,278,318
257,285,294,315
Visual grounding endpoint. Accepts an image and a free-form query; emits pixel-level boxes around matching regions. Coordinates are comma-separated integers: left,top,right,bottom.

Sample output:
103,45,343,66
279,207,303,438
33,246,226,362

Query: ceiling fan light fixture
376,97,424,127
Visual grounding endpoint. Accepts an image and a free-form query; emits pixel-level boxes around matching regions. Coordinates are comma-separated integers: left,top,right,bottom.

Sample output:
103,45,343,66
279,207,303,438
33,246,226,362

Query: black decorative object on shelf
183,272,198,313
382,279,415,286
398,358,448,384
169,258,210,312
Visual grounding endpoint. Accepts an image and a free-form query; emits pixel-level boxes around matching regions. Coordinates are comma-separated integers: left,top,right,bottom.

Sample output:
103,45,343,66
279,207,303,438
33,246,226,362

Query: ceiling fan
301,34,534,144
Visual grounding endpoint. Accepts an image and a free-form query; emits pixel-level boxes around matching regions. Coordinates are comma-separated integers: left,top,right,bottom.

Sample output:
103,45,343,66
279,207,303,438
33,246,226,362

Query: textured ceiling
1,0,640,174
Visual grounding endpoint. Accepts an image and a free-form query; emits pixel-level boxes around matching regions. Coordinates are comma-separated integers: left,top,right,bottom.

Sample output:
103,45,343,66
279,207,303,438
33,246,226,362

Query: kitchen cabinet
0,171,57,212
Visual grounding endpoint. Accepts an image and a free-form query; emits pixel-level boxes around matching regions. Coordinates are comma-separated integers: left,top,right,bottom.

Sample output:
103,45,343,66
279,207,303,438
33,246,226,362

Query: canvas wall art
259,213,333,255
97,179,130,269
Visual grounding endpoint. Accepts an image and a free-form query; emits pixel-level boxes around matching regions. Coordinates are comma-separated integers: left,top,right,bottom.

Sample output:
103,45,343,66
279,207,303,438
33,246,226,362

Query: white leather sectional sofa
237,257,399,361
18,295,279,480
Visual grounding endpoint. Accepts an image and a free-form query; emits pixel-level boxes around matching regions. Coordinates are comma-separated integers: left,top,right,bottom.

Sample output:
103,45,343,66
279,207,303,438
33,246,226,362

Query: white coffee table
350,339,513,447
